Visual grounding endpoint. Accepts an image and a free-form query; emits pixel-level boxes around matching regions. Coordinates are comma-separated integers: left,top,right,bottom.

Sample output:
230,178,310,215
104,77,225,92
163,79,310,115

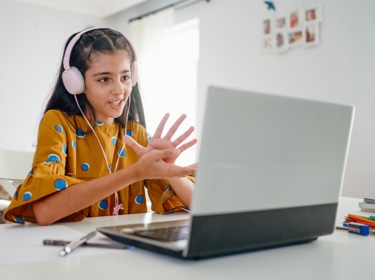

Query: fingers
172,126,195,147
176,138,198,154
164,114,187,140
149,113,196,161
140,146,180,161
141,148,196,178
154,113,188,140
159,148,180,158
186,163,198,169
174,166,196,177
153,113,170,138
180,163,197,176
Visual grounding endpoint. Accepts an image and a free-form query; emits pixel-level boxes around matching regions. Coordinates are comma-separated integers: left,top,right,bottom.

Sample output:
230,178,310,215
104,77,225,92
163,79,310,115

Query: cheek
125,86,133,98
84,90,106,106
84,83,105,97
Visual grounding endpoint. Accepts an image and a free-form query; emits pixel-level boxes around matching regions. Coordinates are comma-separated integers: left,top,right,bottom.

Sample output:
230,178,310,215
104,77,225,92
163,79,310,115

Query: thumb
124,135,143,155
151,148,180,160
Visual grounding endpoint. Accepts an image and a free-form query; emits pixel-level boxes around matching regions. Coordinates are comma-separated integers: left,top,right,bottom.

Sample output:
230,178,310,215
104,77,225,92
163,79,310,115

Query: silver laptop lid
191,86,355,216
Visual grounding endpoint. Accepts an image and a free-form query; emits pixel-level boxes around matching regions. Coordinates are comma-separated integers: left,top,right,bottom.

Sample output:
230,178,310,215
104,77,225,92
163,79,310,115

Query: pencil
347,214,375,228
43,239,128,249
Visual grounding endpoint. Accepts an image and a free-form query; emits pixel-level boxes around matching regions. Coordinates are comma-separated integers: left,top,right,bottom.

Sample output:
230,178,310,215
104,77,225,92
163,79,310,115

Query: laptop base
98,202,336,260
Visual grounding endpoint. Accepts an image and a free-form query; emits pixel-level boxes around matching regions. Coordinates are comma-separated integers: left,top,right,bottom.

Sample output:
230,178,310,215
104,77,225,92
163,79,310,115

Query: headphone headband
63,27,98,71
62,27,138,94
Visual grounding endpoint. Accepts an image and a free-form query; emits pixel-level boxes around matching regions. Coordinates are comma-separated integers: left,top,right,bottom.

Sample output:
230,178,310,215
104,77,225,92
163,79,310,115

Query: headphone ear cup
62,66,85,94
131,62,138,87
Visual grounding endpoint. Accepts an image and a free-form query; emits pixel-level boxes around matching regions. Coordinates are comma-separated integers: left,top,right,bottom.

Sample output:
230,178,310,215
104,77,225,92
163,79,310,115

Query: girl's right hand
124,113,197,179
125,113,197,164
131,146,196,180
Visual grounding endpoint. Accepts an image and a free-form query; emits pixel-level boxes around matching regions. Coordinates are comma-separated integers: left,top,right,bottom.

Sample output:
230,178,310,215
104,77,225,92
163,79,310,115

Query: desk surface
1,197,374,280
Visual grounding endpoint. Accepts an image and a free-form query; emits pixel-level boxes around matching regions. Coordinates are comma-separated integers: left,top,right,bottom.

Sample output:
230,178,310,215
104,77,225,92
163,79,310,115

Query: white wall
113,0,375,199
194,0,375,199
1,0,375,199
0,1,108,151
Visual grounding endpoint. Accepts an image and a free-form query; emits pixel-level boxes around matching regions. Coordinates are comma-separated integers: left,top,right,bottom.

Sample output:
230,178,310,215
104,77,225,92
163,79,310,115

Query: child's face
83,50,133,124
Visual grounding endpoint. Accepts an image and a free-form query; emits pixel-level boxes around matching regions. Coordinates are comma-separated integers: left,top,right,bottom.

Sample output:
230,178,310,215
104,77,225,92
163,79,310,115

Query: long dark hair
44,27,146,128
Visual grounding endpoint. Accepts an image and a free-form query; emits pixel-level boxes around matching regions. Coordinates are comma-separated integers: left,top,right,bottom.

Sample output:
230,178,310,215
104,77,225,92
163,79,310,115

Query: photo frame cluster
262,4,322,54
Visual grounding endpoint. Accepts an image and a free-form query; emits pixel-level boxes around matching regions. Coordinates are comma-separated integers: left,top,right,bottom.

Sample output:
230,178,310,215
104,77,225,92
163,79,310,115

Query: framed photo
288,8,303,29
305,4,323,22
263,18,272,35
262,36,274,53
275,31,289,53
276,16,286,30
261,4,323,54
288,30,304,48
304,22,320,46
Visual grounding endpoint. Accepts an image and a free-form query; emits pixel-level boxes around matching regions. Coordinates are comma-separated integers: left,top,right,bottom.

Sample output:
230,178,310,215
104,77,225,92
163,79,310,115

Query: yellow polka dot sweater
4,110,188,223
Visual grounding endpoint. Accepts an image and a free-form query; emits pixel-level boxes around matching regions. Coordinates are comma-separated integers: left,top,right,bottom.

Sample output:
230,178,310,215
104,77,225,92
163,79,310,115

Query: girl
4,27,196,225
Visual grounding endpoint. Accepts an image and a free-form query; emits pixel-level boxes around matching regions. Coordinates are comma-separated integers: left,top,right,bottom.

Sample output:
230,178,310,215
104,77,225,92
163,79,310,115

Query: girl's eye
122,75,130,81
99,77,109,83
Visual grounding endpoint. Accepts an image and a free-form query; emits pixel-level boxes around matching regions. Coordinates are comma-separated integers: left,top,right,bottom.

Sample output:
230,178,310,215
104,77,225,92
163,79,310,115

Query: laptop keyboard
133,226,190,242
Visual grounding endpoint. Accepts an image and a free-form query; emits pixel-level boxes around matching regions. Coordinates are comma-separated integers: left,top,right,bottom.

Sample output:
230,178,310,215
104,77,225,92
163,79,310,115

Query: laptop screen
192,86,354,216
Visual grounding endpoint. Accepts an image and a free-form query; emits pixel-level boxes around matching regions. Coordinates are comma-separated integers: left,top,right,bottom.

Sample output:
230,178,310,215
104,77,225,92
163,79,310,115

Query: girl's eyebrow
93,70,131,76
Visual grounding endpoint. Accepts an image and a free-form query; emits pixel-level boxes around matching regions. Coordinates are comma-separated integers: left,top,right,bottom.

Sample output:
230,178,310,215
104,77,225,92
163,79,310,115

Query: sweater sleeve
4,110,87,223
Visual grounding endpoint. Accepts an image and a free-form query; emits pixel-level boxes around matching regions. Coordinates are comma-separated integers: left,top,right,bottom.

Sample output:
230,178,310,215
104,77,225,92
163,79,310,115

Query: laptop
97,86,355,259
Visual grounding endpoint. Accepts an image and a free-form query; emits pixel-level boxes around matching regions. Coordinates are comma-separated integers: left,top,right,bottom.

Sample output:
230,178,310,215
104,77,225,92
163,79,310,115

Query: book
358,202,375,213
363,197,375,204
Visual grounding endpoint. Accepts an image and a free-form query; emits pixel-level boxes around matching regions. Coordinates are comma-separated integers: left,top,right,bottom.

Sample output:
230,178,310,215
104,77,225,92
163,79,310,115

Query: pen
347,214,375,228
59,231,96,257
43,239,129,249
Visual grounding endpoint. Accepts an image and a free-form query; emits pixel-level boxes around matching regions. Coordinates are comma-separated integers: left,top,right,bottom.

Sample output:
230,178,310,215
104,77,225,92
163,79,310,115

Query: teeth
111,101,121,105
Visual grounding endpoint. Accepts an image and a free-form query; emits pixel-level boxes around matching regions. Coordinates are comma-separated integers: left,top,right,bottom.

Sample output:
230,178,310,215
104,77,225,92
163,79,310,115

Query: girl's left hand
124,113,197,164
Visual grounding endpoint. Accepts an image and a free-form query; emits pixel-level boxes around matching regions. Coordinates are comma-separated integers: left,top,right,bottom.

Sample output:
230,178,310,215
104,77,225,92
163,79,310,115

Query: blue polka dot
99,200,108,210
76,128,85,138
72,141,77,150
109,164,112,171
14,191,18,197
166,184,171,191
96,121,104,126
29,169,33,176
135,195,144,205
23,192,32,201
147,135,152,142
54,179,68,191
14,216,24,223
126,130,133,137
118,148,126,157
112,137,117,145
81,163,90,171
62,144,67,153
55,125,63,132
46,154,60,163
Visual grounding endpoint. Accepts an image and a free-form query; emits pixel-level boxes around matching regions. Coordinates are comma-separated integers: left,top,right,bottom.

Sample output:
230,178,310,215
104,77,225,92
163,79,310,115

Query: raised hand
124,113,197,164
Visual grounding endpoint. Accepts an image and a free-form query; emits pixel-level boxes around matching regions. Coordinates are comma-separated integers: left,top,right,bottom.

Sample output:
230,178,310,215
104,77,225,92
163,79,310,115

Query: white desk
1,197,374,280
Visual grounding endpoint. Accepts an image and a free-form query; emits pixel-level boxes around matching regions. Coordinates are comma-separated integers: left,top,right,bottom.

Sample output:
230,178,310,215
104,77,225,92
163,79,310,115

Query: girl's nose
112,79,125,95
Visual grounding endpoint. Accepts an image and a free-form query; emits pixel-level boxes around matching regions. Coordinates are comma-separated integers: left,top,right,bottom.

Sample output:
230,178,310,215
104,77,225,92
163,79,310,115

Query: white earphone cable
74,95,111,173
74,94,131,215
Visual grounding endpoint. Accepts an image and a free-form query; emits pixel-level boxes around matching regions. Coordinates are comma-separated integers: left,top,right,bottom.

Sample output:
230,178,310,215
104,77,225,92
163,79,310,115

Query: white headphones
62,27,139,94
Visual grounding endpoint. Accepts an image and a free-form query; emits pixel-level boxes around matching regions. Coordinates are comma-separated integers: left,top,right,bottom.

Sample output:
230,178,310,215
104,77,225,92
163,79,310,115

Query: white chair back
0,149,34,197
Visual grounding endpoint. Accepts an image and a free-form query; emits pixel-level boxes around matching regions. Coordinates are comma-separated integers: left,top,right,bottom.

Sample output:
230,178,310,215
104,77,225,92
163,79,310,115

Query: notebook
97,86,355,260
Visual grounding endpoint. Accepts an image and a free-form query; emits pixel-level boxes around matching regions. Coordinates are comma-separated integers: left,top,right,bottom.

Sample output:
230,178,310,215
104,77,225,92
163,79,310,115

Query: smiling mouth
110,100,123,105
